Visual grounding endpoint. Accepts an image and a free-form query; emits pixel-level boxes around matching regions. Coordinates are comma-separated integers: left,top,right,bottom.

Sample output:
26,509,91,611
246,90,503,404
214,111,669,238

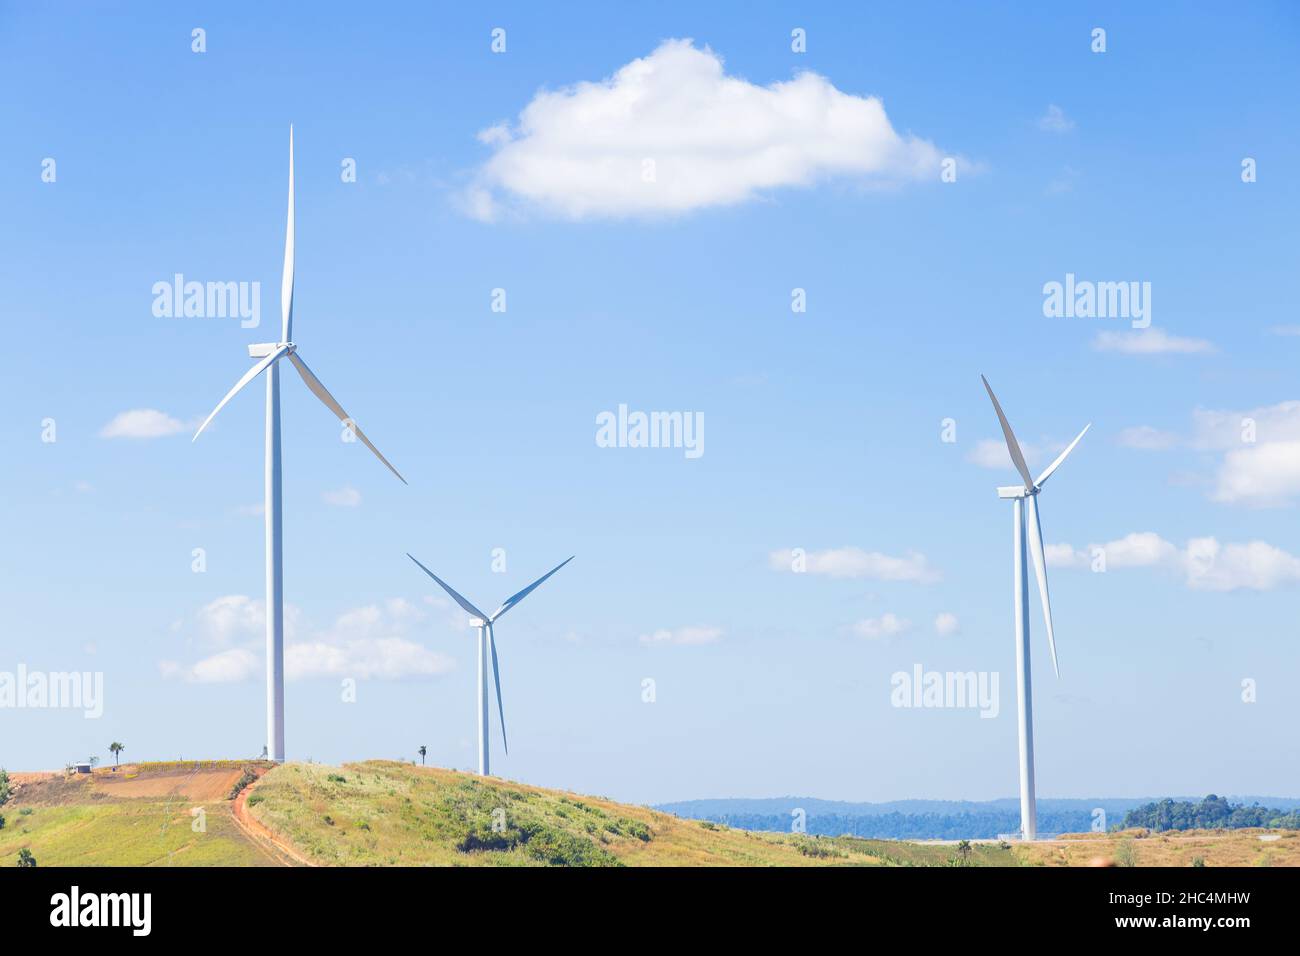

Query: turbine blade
1026,495,1060,678
406,554,488,621
282,125,295,343
981,375,1035,492
192,345,290,441
489,556,574,622
287,351,406,484
488,624,508,755
1035,423,1090,488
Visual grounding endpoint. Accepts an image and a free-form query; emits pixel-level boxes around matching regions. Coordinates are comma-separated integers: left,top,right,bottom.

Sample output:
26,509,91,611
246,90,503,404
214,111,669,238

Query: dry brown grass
1015,828,1300,867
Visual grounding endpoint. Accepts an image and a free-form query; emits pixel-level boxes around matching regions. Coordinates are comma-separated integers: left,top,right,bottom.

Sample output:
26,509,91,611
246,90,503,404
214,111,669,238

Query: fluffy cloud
1210,442,1300,506
769,546,940,583
1092,328,1216,355
1111,402,1300,506
465,39,950,220
1192,401,1300,450
99,408,188,439
1048,532,1300,591
934,612,960,636
1167,401,1300,506
854,613,911,640
638,625,724,646
163,596,454,682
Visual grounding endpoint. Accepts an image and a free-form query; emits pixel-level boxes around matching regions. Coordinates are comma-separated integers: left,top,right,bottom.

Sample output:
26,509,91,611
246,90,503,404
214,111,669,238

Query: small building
74,762,91,774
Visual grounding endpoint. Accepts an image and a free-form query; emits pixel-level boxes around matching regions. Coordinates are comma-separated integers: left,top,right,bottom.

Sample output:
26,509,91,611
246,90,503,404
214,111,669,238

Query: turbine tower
193,127,407,761
407,554,573,776
981,375,1088,841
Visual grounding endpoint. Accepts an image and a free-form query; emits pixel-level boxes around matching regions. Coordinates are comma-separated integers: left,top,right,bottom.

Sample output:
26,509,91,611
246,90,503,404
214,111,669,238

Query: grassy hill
3,760,1296,867
245,760,1020,866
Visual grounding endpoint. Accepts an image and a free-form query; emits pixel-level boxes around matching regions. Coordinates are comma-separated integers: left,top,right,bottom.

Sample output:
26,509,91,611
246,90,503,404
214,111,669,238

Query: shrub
16,848,36,867
246,793,264,807
1114,840,1138,868
625,821,651,842
327,774,347,784
795,838,843,859
227,767,259,800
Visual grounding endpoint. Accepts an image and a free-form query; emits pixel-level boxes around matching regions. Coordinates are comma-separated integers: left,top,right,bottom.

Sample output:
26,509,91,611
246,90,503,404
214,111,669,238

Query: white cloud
1093,328,1216,355
165,596,453,681
769,546,940,582
1049,531,1300,591
638,625,724,646
99,408,188,439
1210,441,1300,507
1182,537,1300,592
193,594,277,646
934,612,959,636
322,485,362,507
286,638,453,680
1192,401,1300,450
854,613,911,640
169,647,261,683
1049,533,1179,571
1117,425,1179,451
466,39,951,220
1045,542,1087,569
1038,104,1075,133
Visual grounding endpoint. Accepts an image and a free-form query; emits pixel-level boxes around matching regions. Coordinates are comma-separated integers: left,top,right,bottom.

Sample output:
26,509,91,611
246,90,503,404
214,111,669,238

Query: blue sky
2,2,1298,805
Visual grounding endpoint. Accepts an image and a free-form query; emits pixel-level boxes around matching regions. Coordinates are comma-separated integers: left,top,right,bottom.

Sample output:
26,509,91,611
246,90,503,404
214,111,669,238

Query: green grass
0,801,275,867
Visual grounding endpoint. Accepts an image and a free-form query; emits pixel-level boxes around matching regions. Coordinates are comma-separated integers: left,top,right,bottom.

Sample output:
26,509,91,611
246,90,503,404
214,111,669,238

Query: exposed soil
230,768,315,867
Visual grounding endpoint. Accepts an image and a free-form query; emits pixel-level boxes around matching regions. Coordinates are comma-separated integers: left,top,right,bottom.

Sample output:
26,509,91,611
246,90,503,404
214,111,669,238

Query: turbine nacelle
249,342,296,358
997,485,1038,499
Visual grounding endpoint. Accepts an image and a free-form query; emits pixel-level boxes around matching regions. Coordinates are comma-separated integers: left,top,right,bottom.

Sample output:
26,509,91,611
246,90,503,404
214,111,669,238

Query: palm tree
418,746,427,766
109,742,124,768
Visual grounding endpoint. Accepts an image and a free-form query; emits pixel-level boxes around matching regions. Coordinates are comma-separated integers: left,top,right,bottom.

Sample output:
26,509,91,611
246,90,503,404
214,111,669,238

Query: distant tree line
694,810,1098,840
1122,795,1300,832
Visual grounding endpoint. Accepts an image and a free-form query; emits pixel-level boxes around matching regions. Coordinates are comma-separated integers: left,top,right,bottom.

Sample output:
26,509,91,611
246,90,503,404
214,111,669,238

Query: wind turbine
981,375,1088,841
193,127,407,762
407,554,573,776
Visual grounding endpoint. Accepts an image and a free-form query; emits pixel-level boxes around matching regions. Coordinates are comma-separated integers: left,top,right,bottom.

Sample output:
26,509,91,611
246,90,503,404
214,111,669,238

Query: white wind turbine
981,375,1088,841
407,554,573,776
193,127,407,762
